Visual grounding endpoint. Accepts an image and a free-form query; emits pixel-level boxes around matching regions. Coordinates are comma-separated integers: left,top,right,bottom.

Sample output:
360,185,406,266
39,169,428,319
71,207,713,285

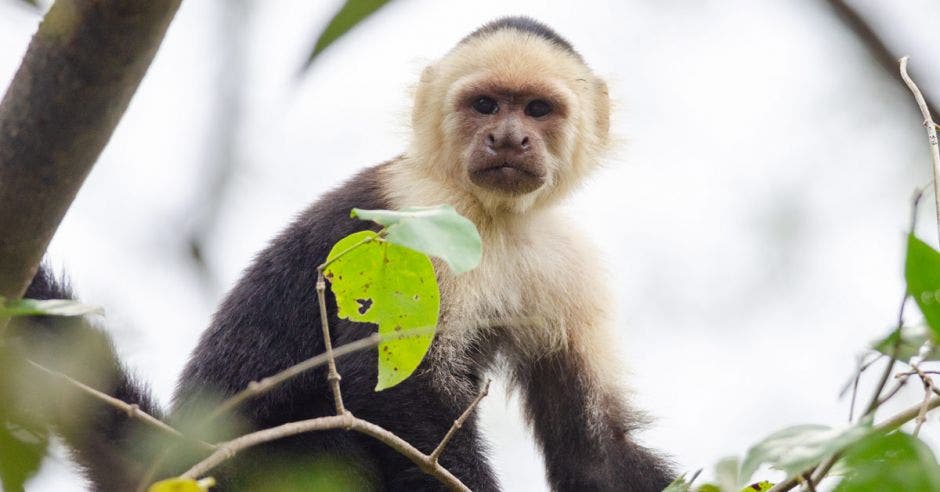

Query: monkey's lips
469,160,546,195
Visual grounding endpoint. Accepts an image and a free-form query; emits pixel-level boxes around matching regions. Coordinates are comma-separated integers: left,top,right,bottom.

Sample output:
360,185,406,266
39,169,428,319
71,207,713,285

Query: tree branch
430,379,491,464
899,57,940,241
206,327,433,421
0,0,182,324
825,0,940,119
180,413,472,492
25,357,215,452
316,268,347,415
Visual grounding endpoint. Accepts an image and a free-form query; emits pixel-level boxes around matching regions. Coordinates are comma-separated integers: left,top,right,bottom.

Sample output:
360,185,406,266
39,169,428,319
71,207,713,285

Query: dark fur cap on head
460,16,582,60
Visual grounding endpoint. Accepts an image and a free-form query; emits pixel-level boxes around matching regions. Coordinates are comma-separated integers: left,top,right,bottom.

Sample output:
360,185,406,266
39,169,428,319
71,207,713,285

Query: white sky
2,0,940,490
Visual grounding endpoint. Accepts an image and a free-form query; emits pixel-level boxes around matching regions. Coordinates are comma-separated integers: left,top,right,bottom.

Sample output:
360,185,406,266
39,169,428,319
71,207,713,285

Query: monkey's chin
469,164,545,196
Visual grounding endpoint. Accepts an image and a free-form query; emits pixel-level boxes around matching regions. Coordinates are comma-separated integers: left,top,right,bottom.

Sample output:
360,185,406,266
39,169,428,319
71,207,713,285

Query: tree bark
0,0,182,303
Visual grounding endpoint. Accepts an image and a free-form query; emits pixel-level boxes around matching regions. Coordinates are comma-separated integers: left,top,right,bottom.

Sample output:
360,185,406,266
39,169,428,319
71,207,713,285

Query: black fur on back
461,16,582,60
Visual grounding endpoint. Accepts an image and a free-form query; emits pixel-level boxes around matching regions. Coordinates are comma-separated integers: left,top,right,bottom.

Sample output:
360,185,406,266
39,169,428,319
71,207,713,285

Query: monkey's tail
6,266,165,491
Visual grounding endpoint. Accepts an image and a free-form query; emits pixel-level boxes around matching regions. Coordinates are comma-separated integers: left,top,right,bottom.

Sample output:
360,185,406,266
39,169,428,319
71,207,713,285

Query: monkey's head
409,17,611,214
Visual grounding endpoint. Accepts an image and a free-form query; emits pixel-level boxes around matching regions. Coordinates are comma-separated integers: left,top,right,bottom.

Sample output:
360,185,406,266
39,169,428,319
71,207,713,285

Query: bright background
2,1,939,490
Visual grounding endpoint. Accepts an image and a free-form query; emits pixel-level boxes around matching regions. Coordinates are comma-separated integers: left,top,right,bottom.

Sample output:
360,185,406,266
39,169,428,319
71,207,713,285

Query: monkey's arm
515,342,674,492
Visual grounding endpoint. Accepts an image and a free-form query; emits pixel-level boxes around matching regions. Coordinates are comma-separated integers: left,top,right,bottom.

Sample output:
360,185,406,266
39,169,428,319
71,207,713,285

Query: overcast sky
2,0,940,490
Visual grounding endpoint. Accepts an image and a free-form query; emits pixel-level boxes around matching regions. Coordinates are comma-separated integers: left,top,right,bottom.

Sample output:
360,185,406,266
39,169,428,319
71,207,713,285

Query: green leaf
304,0,391,70
835,432,940,491
713,456,741,491
148,477,216,492
739,482,773,492
0,297,103,318
740,421,872,482
872,324,939,360
0,421,48,491
906,234,940,337
324,230,439,390
663,471,698,492
352,206,482,274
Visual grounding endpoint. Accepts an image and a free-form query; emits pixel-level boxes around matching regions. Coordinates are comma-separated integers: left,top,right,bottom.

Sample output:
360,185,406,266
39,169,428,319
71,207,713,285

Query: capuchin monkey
10,16,673,492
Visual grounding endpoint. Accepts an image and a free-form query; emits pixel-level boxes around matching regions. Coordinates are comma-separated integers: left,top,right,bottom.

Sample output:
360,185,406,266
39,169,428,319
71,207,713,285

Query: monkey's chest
434,243,571,352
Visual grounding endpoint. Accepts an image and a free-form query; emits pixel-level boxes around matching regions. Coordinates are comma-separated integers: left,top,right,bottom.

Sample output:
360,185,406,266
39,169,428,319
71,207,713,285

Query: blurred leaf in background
303,0,392,71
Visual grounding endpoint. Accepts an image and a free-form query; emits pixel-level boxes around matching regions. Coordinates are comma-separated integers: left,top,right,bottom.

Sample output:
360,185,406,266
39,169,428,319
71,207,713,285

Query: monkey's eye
525,99,553,118
472,96,499,115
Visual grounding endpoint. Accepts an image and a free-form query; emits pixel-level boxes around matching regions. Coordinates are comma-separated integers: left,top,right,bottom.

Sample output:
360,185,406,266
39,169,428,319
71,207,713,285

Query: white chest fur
436,212,595,357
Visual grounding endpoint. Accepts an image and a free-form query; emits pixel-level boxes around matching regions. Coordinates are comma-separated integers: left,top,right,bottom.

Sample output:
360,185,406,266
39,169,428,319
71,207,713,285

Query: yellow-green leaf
324,231,439,390
148,477,215,492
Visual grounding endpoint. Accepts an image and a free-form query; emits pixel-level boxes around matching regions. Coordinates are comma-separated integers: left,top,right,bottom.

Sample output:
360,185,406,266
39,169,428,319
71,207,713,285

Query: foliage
676,226,940,491
0,414,48,491
148,477,216,492
739,421,871,482
325,205,482,390
0,297,102,318
304,0,393,70
835,432,940,491
351,206,482,274
906,233,940,337
324,230,440,391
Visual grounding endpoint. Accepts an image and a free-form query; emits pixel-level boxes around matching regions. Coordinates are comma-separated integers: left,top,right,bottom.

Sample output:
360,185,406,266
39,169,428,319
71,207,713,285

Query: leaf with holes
906,234,940,337
324,230,439,390
352,205,482,274
0,297,103,318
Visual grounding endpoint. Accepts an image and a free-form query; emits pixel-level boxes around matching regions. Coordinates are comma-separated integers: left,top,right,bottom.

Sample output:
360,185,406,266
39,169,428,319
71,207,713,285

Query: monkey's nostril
520,136,530,148
486,134,496,147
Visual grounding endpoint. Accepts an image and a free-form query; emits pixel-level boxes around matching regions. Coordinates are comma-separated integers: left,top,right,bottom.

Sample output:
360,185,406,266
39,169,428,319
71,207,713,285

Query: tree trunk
0,0,182,305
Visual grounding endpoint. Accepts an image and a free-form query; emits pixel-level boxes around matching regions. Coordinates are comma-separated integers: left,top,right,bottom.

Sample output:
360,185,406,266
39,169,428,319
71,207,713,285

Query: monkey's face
458,87,565,197
410,30,611,213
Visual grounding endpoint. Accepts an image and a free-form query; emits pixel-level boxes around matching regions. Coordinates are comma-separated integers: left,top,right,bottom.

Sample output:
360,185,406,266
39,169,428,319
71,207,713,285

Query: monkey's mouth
469,160,546,195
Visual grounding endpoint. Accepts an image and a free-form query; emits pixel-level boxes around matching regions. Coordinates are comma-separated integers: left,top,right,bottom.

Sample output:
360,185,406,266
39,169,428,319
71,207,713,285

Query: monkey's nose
485,132,530,153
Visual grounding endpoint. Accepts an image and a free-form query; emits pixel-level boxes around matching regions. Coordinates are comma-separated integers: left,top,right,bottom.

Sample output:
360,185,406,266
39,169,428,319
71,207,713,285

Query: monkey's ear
412,65,437,129
593,78,611,143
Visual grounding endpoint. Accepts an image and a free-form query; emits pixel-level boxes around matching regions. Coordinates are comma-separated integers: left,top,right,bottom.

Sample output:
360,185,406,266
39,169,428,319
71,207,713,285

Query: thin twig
207,327,433,421
25,359,214,452
430,379,491,464
316,268,346,415
909,364,935,437
208,333,380,420
876,378,908,407
899,56,940,242
180,413,471,492
311,235,379,416
845,353,882,422
798,472,818,492
863,298,906,415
